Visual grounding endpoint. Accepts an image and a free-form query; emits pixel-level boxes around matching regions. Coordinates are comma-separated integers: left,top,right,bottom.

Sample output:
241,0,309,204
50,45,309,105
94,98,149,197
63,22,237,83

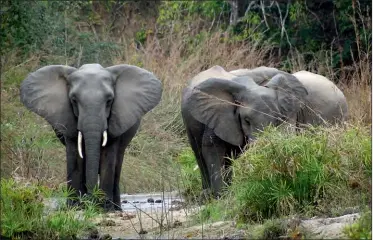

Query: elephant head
186,73,308,146
20,64,162,193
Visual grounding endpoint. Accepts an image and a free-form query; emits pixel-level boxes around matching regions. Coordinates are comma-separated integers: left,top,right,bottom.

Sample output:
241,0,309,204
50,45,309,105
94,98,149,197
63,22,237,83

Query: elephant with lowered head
20,64,162,211
181,65,347,199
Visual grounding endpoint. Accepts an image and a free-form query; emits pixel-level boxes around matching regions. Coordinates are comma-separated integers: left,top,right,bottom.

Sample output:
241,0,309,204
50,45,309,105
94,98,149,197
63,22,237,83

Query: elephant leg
186,126,210,191
202,128,227,199
113,121,140,210
99,141,118,211
65,137,85,207
223,145,241,186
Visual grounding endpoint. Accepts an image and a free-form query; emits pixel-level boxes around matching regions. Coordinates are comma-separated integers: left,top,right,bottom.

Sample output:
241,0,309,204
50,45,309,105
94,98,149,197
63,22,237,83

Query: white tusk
78,131,83,158
102,130,107,147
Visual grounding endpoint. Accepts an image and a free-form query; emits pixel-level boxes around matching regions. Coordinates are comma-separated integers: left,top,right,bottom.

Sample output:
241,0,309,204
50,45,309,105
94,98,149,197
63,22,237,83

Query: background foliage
2,0,371,77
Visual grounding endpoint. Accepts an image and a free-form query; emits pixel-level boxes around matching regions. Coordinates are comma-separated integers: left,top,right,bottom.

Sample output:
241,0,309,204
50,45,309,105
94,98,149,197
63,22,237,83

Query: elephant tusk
102,130,107,147
78,131,83,158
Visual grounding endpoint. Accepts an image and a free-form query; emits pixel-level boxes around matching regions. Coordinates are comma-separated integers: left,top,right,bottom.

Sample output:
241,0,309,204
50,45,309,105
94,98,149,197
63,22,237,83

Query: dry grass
113,29,278,192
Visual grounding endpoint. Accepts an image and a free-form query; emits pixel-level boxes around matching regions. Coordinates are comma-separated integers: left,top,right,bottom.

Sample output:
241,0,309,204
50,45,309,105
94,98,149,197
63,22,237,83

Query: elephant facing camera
20,63,163,212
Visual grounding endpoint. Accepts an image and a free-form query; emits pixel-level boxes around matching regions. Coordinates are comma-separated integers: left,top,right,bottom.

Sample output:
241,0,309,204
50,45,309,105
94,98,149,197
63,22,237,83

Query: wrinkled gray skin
181,65,347,199
20,64,162,211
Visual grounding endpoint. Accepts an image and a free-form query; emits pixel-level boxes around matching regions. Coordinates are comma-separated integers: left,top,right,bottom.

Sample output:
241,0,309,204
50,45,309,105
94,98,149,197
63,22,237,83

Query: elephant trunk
83,130,102,195
78,112,108,195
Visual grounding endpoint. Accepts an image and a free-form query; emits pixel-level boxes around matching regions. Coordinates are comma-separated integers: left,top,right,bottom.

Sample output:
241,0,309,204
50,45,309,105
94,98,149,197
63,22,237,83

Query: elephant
20,63,162,211
181,65,348,199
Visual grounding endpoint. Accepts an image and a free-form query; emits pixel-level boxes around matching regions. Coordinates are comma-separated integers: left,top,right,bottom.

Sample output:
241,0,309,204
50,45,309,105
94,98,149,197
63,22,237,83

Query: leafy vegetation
176,148,202,200
0,178,101,239
343,210,372,240
198,125,371,223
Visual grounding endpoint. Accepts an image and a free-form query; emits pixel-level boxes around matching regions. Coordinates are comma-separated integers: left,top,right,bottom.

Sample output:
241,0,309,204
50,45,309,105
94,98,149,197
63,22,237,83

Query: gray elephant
20,64,162,211
181,65,348,199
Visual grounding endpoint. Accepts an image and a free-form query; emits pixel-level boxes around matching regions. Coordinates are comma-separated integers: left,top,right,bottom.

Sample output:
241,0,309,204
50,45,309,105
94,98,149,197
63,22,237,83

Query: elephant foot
101,199,122,213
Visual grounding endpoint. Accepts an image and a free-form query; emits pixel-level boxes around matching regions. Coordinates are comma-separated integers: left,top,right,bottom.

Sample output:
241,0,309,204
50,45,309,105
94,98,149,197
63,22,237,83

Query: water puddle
44,191,185,213
120,191,184,212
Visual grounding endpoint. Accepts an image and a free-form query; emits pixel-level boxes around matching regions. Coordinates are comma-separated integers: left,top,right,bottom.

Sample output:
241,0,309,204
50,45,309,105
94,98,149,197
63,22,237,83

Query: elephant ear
106,64,163,137
265,74,308,119
20,65,77,137
186,78,247,146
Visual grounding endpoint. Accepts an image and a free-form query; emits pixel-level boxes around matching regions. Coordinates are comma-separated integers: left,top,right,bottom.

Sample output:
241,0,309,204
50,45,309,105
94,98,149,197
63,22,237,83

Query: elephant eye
71,97,77,105
245,117,251,125
106,98,113,106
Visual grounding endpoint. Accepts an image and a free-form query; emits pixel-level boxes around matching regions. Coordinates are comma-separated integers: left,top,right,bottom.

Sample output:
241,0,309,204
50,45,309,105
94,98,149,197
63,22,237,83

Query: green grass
175,148,202,200
198,125,371,223
343,210,372,239
0,178,102,240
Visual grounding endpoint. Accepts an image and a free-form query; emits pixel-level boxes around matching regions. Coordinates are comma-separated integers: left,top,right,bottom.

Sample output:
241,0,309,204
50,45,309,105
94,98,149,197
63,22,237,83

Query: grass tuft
343,210,372,240
200,124,371,223
0,178,101,240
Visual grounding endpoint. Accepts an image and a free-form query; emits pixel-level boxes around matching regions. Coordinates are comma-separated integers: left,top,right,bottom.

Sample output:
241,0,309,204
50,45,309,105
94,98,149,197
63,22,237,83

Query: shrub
343,211,372,239
215,124,371,222
176,148,202,200
0,178,101,239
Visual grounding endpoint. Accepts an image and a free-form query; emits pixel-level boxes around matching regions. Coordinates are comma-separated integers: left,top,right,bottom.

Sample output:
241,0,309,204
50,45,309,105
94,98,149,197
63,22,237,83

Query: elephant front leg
99,142,118,212
202,129,227,199
65,137,85,207
112,122,140,210
185,127,210,191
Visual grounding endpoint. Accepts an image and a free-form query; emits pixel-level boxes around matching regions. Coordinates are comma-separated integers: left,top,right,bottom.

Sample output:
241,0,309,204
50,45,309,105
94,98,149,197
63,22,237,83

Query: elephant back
189,65,236,87
292,71,348,124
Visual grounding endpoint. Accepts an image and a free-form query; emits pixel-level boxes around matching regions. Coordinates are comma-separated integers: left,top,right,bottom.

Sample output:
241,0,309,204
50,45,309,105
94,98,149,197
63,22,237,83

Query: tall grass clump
225,124,371,222
1,178,101,240
174,148,202,200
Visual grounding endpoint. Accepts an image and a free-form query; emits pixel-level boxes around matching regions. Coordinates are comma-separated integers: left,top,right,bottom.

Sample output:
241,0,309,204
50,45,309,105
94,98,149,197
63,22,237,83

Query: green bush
230,125,371,222
176,148,202,200
251,218,287,239
1,0,120,66
0,178,101,239
196,125,371,223
343,211,372,239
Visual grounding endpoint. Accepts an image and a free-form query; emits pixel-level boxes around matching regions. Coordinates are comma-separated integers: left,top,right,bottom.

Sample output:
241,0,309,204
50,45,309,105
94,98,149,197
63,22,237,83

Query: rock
169,200,186,211
99,234,112,240
122,212,136,220
139,229,148,234
155,199,162,203
121,200,128,204
171,200,182,205
299,213,360,239
342,206,360,215
97,219,116,227
147,198,154,203
89,229,100,239
173,220,182,228
169,205,183,211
